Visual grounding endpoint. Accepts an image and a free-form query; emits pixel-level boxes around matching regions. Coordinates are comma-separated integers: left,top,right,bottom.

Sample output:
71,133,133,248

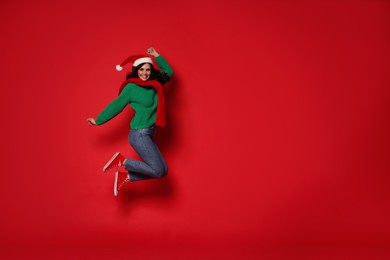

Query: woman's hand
147,47,159,57
87,118,97,126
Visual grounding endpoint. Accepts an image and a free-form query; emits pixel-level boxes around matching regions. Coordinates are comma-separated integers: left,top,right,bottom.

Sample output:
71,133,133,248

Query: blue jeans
124,125,168,181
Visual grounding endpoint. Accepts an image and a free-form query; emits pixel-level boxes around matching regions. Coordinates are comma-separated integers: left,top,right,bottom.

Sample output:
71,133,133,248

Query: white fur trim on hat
133,57,153,67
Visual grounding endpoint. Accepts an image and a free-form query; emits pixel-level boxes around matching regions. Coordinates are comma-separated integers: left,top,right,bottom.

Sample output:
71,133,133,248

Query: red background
1,0,389,259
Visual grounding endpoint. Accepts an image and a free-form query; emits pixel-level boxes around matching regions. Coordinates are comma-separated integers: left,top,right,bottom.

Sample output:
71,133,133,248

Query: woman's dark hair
126,63,170,85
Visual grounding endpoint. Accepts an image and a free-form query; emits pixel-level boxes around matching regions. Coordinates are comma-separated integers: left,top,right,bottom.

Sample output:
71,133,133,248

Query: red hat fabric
116,54,160,72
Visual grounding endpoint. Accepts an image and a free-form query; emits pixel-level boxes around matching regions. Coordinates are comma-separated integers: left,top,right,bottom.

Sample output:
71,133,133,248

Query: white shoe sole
103,152,120,173
114,171,119,196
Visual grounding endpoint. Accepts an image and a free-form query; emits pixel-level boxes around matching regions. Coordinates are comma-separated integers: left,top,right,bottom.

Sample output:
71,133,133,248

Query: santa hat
115,54,160,72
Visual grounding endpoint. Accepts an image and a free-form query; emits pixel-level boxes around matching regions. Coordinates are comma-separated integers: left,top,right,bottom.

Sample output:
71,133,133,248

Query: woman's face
137,63,152,81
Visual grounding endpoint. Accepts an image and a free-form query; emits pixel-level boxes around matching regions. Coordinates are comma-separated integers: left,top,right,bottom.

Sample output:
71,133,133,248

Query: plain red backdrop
0,0,389,259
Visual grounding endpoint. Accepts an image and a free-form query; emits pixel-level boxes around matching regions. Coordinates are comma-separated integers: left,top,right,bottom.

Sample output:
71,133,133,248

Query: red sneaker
103,152,125,173
114,171,129,196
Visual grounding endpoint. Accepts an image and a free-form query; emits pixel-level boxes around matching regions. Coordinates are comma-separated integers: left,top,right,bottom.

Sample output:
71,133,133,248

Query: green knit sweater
95,56,173,129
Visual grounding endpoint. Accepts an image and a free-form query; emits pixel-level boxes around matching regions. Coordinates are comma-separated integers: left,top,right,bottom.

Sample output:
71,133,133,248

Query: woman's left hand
147,47,159,57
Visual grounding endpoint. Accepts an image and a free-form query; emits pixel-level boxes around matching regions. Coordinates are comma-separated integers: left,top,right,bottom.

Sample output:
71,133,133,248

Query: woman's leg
124,126,168,181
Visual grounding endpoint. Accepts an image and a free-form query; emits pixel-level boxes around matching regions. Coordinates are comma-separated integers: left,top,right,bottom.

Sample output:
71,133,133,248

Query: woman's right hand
87,118,97,126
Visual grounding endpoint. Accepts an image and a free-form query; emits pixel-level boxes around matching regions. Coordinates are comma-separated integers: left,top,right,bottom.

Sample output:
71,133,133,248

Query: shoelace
118,177,129,191
108,161,122,171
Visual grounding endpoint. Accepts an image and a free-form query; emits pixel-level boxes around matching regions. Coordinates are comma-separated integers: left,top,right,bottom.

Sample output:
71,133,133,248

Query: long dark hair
126,63,170,85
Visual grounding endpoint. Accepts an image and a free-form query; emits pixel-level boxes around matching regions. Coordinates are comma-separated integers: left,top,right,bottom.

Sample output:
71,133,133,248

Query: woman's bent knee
154,167,167,178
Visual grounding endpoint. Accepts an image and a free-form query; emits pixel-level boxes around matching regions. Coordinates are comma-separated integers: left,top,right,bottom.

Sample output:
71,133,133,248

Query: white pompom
116,65,123,71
